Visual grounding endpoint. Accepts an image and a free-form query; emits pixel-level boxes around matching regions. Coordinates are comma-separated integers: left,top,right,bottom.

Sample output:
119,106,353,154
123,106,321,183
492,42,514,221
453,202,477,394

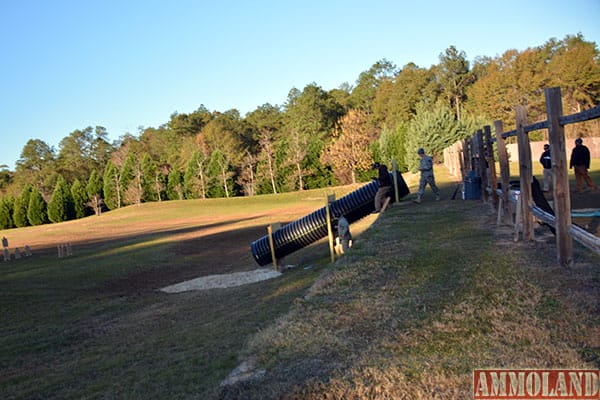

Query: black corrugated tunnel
250,171,410,266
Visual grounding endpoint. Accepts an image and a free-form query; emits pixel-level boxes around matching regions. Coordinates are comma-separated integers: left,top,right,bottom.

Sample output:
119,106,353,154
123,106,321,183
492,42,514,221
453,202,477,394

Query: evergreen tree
48,176,75,223
70,178,89,219
27,188,48,226
13,184,33,228
405,102,466,172
377,123,409,172
86,170,103,216
0,196,15,229
167,169,184,200
207,149,232,198
141,155,160,202
103,162,120,210
436,46,473,120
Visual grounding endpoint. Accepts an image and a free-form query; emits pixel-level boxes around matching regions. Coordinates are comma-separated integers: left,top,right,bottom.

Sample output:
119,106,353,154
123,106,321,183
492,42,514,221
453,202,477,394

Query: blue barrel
463,170,481,200
250,172,410,266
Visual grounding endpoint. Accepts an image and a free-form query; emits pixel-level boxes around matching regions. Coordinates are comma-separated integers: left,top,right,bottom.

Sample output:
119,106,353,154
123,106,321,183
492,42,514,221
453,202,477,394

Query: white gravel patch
160,268,282,293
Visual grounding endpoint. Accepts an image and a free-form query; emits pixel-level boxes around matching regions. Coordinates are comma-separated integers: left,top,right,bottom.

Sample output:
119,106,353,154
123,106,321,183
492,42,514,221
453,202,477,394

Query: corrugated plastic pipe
250,172,409,266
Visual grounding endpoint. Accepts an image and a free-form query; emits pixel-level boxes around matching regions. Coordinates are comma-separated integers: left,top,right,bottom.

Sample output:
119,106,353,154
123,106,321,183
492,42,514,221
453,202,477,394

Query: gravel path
160,268,282,292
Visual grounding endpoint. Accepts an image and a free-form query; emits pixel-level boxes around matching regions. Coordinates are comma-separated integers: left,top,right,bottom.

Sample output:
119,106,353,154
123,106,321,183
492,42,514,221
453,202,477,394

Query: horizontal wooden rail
496,188,600,255
530,205,600,255
559,104,600,125
499,104,600,140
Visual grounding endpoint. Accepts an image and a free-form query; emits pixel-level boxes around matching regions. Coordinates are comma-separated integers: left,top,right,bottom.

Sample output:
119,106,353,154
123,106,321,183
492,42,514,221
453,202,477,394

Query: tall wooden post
494,120,511,224
267,224,278,270
545,87,573,266
476,129,488,202
463,138,473,172
515,106,534,241
484,125,499,209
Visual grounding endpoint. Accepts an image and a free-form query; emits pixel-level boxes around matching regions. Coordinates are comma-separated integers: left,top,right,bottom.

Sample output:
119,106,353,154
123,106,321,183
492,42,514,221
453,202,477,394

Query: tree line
0,34,598,229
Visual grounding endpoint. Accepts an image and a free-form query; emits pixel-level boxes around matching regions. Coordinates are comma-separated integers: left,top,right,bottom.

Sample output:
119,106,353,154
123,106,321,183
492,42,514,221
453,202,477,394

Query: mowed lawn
0,186,375,399
1,162,599,399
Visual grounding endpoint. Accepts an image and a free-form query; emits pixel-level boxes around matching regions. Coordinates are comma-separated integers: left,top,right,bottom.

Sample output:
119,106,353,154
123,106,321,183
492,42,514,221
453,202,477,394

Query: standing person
413,148,440,204
372,162,392,213
2,236,7,250
539,144,552,192
569,138,597,193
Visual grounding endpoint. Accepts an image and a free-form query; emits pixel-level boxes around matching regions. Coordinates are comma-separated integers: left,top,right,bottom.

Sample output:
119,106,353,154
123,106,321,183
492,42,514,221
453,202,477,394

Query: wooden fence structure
443,87,600,267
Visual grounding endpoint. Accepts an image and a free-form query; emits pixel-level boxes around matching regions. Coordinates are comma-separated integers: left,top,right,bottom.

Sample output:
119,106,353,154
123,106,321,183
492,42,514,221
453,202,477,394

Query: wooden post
494,120,511,224
484,125,499,209
267,224,277,270
515,106,534,241
459,142,466,181
476,129,488,202
463,138,473,173
325,194,336,263
391,160,400,203
545,87,573,266
514,194,522,242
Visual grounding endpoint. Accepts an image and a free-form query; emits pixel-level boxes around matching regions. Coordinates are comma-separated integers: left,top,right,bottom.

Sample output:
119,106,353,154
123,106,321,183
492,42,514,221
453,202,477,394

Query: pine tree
103,162,120,210
141,155,160,202
48,176,74,223
167,170,184,200
71,178,89,219
27,188,48,226
405,102,467,172
377,123,409,172
13,184,33,228
0,196,15,229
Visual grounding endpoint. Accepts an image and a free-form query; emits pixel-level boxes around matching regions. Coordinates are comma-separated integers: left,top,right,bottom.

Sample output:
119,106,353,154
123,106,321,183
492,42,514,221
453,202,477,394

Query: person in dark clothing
539,144,552,192
569,138,597,193
373,162,392,213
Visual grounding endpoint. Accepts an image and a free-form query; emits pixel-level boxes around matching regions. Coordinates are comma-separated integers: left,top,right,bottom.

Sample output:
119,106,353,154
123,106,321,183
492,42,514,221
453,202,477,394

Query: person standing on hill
372,162,392,213
539,144,552,192
569,138,597,193
413,148,440,204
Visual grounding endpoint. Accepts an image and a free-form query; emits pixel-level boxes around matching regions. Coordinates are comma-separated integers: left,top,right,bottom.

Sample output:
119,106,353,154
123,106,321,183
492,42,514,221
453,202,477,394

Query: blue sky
1,0,599,170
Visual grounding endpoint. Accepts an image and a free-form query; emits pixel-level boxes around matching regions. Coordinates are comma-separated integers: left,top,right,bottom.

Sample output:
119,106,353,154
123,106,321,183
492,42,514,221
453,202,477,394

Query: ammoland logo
473,369,600,399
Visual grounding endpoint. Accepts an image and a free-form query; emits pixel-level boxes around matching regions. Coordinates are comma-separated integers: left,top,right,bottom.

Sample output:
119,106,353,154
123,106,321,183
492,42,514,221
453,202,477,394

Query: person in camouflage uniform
413,148,440,204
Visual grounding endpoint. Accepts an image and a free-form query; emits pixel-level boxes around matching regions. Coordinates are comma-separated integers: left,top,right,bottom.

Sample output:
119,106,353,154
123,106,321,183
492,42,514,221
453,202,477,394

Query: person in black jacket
569,138,597,193
373,162,392,213
539,144,552,192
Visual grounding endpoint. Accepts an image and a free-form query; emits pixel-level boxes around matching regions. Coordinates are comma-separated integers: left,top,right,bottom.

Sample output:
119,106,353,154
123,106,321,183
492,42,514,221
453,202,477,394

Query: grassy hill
215,194,599,399
1,164,599,399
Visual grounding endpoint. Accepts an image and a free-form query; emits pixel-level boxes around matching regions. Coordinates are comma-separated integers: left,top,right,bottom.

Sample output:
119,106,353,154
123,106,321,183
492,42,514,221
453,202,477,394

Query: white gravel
160,268,282,293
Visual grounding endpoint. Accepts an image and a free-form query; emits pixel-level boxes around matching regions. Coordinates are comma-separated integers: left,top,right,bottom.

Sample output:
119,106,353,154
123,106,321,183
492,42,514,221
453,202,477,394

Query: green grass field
1,163,598,399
